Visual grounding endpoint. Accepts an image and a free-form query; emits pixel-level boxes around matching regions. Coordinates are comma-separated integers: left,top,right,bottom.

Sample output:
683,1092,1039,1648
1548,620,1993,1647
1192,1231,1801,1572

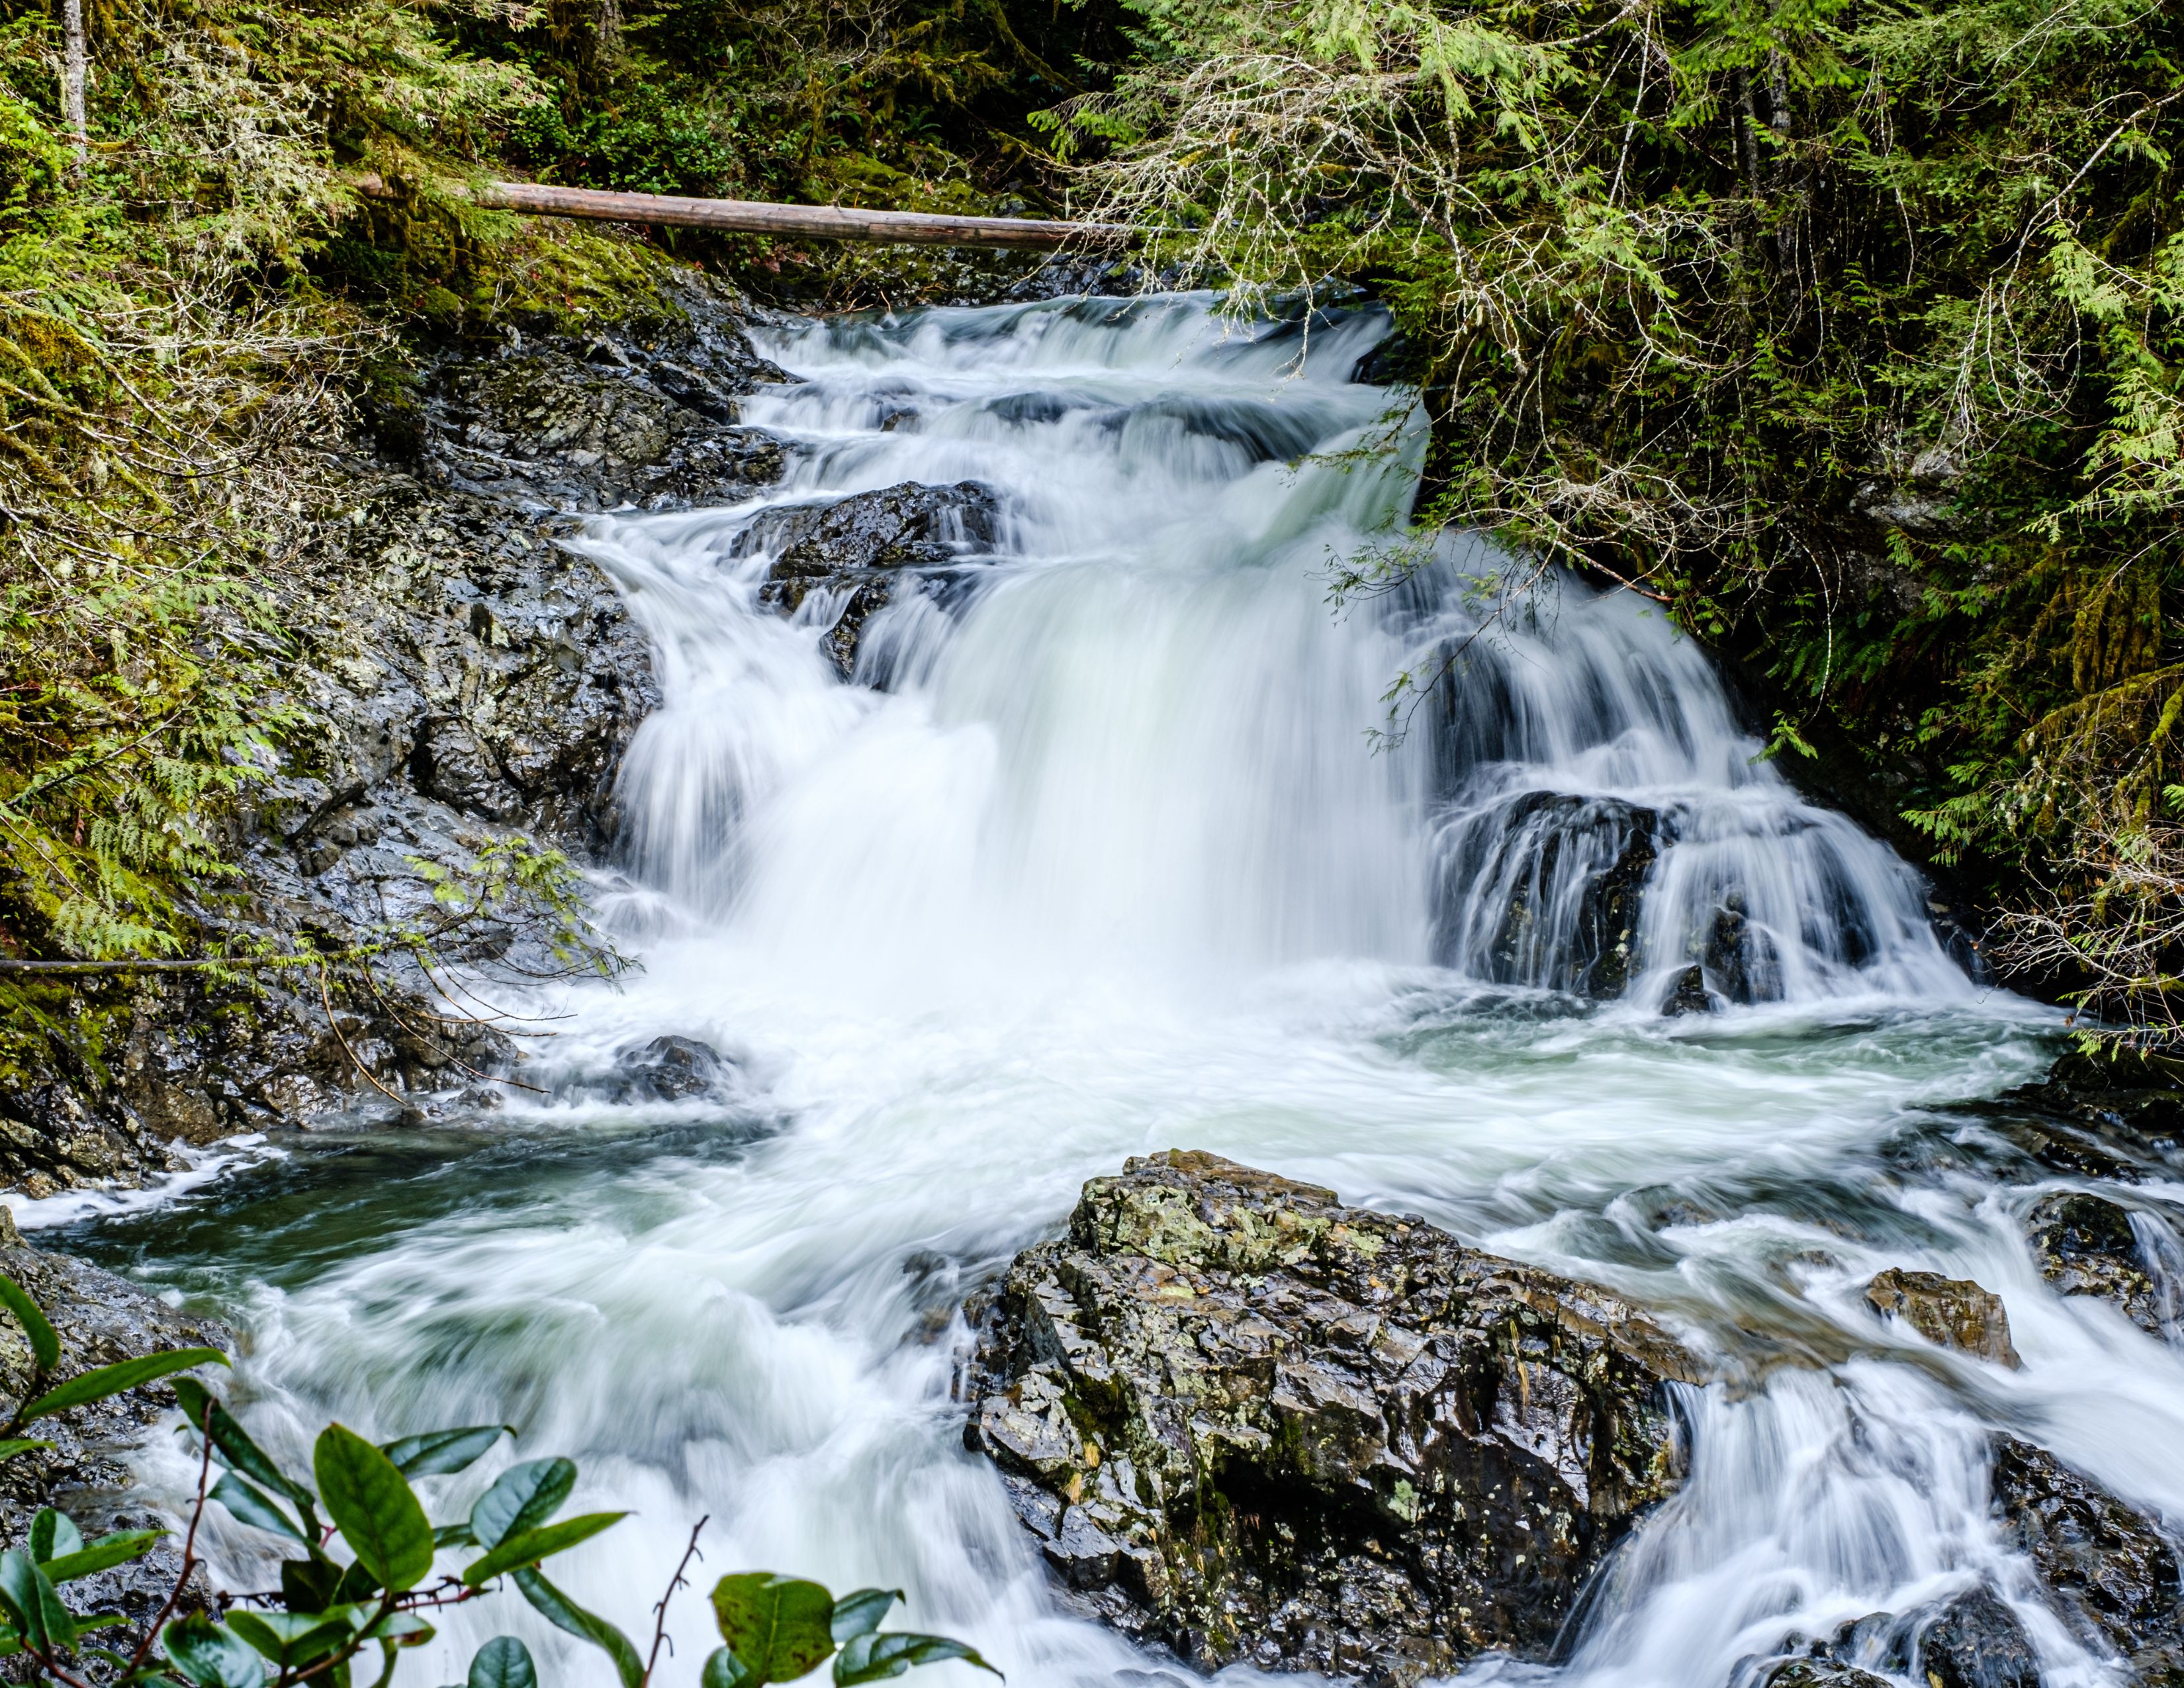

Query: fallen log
355,175,1132,250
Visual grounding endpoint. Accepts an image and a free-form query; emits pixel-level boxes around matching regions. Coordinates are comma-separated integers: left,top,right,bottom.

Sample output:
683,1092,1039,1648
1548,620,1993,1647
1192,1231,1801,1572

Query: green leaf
379,1426,510,1478
29,1509,81,1564
163,1615,269,1688
711,1575,837,1687
359,1612,433,1644
213,1474,307,1544
313,1425,435,1593
469,1458,576,1550
829,1591,901,1644
42,1530,163,1583
172,1382,317,1524
280,1558,341,1615
512,1568,644,1688
19,1348,228,1422
468,1636,538,1688
704,1648,754,1688
434,1521,477,1549
462,1513,626,1587
0,1440,51,1465
228,1606,369,1668
0,1548,75,1653
0,1277,60,1374
831,1634,1001,1684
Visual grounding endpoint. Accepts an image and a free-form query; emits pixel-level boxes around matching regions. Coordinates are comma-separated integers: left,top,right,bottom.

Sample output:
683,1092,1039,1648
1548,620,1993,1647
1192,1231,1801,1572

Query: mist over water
48,295,2184,1688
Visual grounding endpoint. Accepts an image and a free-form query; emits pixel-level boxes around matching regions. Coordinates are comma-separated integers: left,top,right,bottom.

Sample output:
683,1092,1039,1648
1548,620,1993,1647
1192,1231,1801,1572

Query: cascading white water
47,295,2184,1688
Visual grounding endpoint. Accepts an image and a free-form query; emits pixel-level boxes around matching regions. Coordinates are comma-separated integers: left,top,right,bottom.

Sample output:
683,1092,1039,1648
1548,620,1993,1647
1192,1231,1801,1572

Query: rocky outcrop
962,1151,1699,1679
5,270,795,1194
737,481,1003,678
1991,1435,2184,1677
2023,1195,2167,1335
0,1233,232,1650
1862,1268,2021,1367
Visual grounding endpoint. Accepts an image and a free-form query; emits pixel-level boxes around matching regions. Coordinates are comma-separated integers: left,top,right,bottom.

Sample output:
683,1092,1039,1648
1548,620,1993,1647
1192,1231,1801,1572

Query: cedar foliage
1045,0,2184,1037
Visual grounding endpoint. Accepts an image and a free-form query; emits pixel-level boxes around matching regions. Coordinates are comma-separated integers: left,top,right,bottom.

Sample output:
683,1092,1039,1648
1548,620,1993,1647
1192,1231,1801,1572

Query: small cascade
1409,563,1966,1009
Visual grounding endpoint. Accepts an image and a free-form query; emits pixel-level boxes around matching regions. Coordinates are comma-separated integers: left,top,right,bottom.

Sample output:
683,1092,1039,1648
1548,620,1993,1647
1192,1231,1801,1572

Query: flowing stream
43,295,2184,1688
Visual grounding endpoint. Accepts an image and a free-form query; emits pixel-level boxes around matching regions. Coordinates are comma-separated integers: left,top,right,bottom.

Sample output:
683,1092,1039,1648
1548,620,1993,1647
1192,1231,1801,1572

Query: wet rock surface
2024,1194,2167,1335
962,1150,1698,1678
737,481,1003,678
1916,1587,2042,1688
1991,1435,2184,1673
1862,1268,2021,1366
0,1239,230,1654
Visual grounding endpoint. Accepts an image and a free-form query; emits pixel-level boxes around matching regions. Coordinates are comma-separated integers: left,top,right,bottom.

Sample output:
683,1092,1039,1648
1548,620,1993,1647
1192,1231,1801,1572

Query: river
37,294,2184,1688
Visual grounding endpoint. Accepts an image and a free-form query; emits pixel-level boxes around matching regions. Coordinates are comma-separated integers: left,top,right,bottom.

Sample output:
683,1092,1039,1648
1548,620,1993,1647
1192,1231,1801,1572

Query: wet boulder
738,481,1002,678
1763,1664,1893,1688
1862,1268,2021,1367
1662,962,1713,1017
963,1150,1700,1678
1917,1587,2041,1688
2025,1194,2166,1335
1701,892,1783,1006
1431,792,1662,998
1992,1435,2184,1670
606,1035,735,1103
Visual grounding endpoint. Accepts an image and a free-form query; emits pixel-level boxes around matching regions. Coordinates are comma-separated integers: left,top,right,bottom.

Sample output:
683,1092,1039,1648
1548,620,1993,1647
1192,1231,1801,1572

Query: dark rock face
2025,1194,2166,1335
1917,1587,2041,1688
963,1151,1698,1678
1764,1664,1893,1688
1430,792,1662,998
1701,893,1782,1006
1863,1268,2021,1367
0,1241,231,1652
2004,1051,2184,1158
737,481,1002,678
1661,962,1712,1016
5,271,795,1193
1992,1435,2184,1673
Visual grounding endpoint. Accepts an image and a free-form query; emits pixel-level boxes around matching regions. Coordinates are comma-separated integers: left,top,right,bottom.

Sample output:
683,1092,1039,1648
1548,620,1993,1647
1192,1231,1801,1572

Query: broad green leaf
0,1278,59,1373
333,1558,383,1605
226,1607,366,1668
19,1348,228,1421
470,1458,576,1550
711,1575,837,1687
281,1558,342,1614
164,1615,268,1688
461,1513,627,1587
830,1591,901,1644
468,1635,538,1688
380,1426,510,1478
314,1425,435,1593
43,1530,163,1583
512,1568,644,1688
172,1381,318,1525
0,1440,51,1464
434,1522,477,1549
704,1648,754,1688
832,1634,1002,1684
0,1548,75,1652
213,1474,307,1544
360,1612,434,1644
29,1509,81,1564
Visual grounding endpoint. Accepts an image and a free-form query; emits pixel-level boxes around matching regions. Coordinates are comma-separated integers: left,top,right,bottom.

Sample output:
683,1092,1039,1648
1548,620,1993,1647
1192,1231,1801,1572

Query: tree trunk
60,0,87,179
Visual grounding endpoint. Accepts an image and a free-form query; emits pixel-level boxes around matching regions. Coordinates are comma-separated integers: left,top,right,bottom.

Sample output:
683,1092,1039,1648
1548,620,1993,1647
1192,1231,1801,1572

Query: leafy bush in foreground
0,1272,993,1688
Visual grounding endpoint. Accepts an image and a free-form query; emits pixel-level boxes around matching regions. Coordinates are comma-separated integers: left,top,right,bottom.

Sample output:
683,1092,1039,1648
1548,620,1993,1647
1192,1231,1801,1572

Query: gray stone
963,1150,1699,1678
2025,1194,2165,1335
1864,1268,2021,1366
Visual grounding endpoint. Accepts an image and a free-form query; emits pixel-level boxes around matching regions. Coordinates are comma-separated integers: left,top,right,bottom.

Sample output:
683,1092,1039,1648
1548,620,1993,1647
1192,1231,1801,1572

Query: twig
318,964,408,1107
125,1400,219,1673
644,1517,710,1685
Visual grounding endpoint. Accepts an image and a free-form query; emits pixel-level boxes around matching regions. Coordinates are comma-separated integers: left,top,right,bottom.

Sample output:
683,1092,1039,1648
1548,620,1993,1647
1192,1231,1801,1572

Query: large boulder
1863,1268,2021,1367
963,1151,1699,1679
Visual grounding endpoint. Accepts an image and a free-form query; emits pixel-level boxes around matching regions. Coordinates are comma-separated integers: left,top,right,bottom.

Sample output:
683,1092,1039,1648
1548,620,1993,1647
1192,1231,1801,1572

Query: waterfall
582,293,1964,1014
84,293,2173,1688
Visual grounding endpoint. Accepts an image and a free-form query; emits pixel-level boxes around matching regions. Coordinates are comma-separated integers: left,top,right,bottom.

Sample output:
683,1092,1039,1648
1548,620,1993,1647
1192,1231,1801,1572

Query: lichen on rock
962,1150,1700,1678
